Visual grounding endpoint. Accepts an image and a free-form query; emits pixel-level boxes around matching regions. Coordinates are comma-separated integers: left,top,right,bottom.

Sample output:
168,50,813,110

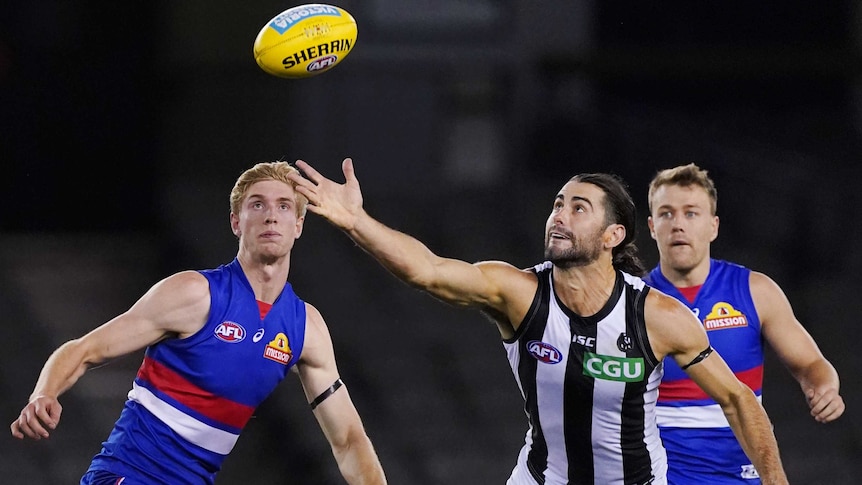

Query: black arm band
310,378,344,410
681,346,714,370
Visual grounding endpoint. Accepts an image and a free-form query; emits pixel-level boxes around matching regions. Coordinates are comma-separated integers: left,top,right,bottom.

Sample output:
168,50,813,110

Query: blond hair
647,163,717,215
229,161,308,217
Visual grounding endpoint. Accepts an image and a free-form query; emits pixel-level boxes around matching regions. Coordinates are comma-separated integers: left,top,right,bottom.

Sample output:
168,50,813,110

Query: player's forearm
724,394,788,484
333,435,387,485
795,358,840,395
30,339,93,401
346,210,439,289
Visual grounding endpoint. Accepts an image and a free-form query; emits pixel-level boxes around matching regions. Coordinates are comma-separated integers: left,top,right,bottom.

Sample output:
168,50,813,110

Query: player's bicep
295,304,368,445
751,272,825,375
78,271,211,363
420,258,498,305
646,291,749,405
296,304,341,403
644,290,710,365
682,348,749,406
426,260,532,312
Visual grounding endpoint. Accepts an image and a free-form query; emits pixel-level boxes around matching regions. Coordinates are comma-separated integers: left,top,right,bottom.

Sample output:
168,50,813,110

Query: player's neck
237,253,291,303
553,261,616,317
660,258,710,288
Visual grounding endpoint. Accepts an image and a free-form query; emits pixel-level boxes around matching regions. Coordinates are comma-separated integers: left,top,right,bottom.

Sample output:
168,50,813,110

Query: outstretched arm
10,271,210,440
646,290,788,485
289,159,535,318
296,304,386,484
752,271,844,423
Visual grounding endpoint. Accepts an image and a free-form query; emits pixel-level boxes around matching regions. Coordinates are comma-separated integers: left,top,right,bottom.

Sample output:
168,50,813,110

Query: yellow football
253,4,357,79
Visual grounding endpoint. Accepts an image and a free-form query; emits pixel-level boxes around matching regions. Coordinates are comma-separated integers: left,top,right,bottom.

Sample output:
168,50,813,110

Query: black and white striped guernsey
504,261,667,485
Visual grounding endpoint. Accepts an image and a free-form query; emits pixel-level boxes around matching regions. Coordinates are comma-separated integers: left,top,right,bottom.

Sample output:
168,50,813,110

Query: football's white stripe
130,383,239,455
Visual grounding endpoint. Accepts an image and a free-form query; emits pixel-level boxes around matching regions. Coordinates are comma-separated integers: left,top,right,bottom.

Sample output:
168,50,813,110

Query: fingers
293,158,357,185
10,420,23,439
342,157,355,181
12,411,49,440
10,400,62,440
811,403,843,423
293,160,324,184
808,389,846,423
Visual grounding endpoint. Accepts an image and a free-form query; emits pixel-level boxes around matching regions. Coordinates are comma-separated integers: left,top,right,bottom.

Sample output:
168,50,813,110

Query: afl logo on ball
307,54,338,73
215,321,247,343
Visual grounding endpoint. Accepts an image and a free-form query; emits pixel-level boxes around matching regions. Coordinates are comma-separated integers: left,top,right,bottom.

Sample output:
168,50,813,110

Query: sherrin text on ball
253,4,357,79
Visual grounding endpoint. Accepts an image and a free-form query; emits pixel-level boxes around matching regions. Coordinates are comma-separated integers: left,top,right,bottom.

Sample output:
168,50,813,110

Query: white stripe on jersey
130,383,239,455
656,395,762,428
538,290,573,483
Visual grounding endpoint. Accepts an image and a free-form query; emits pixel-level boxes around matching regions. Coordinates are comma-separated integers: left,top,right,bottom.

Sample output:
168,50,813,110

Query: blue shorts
661,428,760,484
80,470,139,485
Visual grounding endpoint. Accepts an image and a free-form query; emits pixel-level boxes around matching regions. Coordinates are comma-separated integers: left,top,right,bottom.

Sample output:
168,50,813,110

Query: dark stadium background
2,1,860,483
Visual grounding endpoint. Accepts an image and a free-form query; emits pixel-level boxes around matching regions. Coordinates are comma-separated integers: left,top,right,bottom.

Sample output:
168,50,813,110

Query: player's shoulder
644,286,689,315
643,286,708,357
712,258,749,271
155,270,209,295
710,257,784,295
476,259,541,284
748,269,789,306
303,301,324,321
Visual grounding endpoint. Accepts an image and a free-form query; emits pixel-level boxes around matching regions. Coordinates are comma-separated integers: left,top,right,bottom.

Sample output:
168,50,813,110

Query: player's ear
647,216,657,240
230,212,241,237
294,216,305,239
604,223,626,249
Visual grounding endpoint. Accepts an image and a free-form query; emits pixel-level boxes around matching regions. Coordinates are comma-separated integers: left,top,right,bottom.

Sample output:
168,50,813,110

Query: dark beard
544,244,600,269
544,227,603,269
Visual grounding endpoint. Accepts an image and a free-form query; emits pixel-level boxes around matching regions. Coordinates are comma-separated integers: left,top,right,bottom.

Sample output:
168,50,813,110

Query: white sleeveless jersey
504,261,667,485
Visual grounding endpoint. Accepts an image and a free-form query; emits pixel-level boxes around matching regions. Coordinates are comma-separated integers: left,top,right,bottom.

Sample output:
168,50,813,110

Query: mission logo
703,302,748,331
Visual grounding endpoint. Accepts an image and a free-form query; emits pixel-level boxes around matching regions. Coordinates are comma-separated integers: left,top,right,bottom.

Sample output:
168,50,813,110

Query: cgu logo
527,340,563,364
307,55,337,72
582,352,644,382
214,321,246,343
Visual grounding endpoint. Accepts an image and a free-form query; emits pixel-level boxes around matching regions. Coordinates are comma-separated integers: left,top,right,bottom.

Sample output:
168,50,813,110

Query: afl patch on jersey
214,321,247,343
527,340,563,364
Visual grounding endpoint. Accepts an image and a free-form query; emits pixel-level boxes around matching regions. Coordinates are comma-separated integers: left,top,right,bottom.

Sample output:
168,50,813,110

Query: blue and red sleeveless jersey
645,259,764,483
86,258,306,484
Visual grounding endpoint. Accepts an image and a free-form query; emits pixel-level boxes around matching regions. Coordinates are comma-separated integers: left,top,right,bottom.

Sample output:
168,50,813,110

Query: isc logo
214,321,246,343
308,55,338,72
527,340,563,364
572,335,595,347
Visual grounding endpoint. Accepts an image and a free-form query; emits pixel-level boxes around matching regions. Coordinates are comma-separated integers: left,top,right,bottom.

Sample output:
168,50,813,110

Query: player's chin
665,245,693,259
256,243,291,258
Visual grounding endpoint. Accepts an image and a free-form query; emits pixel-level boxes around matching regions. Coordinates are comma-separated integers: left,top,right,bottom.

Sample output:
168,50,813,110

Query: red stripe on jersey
257,300,272,319
658,364,763,402
136,356,255,429
677,285,702,304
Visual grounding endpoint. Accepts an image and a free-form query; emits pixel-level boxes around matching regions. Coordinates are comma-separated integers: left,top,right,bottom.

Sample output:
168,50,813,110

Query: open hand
290,158,365,232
